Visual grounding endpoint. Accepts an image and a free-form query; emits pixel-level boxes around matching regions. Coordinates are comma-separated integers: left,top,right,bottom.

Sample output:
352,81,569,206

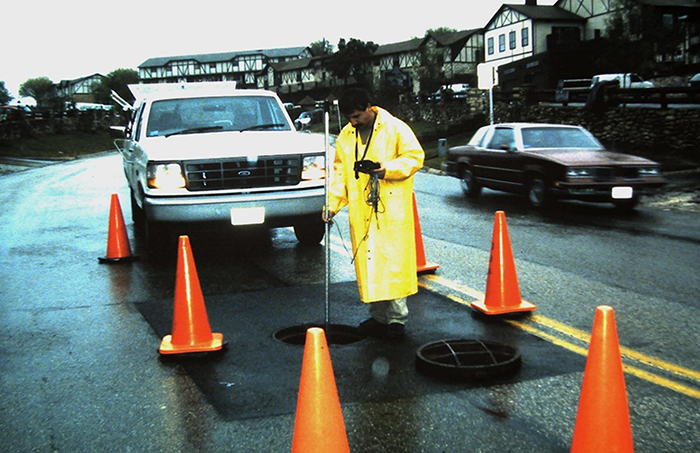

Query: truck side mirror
109,125,126,139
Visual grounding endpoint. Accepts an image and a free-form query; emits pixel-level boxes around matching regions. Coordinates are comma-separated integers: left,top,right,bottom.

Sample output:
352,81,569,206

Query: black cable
365,173,384,222
334,173,384,264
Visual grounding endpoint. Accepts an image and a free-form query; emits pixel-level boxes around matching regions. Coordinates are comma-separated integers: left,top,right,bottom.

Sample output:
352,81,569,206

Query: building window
521,28,529,47
509,31,516,50
499,34,506,52
488,37,494,55
663,14,673,29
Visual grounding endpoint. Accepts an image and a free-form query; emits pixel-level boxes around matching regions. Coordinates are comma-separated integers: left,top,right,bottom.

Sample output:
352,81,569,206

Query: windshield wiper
240,123,287,132
165,125,223,137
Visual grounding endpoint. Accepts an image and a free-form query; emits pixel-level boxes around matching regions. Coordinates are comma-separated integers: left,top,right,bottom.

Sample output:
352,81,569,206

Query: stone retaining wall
0,110,120,141
494,103,700,157
395,89,699,165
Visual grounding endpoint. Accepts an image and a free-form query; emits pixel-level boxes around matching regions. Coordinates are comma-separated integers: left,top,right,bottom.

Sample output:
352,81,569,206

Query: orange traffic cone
470,211,535,315
98,193,138,263
413,193,439,274
159,236,224,355
571,305,634,452
292,327,349,453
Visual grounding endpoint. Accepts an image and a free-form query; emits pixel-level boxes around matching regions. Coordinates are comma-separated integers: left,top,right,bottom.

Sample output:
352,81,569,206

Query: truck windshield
146,96,292,137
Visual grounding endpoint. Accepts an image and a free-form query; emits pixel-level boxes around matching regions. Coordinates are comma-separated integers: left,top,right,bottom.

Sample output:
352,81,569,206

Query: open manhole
416,339,521,381
275,324,366,345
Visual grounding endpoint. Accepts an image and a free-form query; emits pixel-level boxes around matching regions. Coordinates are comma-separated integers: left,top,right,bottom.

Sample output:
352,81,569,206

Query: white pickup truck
112,82,328,253
590,73,653,89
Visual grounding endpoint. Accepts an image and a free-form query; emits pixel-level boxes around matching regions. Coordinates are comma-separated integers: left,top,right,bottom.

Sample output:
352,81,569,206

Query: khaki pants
369,297,408,325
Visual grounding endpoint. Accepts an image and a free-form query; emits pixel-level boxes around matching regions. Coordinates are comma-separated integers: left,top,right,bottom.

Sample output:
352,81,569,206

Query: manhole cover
416,339,521,380
275,324,366,345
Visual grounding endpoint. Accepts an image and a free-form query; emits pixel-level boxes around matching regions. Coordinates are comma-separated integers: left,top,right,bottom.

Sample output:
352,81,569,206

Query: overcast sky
3,0,556,99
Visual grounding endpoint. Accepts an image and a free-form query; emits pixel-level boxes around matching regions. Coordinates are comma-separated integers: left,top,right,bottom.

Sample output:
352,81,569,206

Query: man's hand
322,207,335,224
373,163,386,179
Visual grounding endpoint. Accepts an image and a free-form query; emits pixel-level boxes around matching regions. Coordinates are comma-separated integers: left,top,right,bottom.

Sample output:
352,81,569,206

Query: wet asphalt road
0,152,698,452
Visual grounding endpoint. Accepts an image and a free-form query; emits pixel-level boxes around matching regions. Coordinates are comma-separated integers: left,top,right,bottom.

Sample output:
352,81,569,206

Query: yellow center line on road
528,312,700,384
329,233,700,398
418,274,700,400
508,318,700,400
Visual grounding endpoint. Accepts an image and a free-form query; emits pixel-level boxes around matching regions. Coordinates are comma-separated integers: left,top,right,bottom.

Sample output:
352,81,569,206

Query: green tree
92,68,139,105
0,81,11,106
309,39,334,57
326,38,378,86
425,27,457,36
416,36,444,96
19,77,56,108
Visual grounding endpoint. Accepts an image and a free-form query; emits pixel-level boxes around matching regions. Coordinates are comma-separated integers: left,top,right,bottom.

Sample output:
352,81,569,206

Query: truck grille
592,167,639,180
184,156,301,191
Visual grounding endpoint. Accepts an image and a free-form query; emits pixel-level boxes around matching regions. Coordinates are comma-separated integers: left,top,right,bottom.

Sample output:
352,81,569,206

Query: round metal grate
416,339,521,380
274,324,366,345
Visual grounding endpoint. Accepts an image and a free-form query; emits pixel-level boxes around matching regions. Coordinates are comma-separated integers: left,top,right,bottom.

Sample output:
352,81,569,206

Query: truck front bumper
143,187,325,226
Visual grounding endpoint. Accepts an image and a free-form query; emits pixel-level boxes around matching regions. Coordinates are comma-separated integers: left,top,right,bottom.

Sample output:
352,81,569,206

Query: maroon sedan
442,123,666,210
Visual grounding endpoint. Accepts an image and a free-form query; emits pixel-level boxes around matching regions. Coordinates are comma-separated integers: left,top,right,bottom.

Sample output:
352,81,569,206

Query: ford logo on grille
238,170,251,176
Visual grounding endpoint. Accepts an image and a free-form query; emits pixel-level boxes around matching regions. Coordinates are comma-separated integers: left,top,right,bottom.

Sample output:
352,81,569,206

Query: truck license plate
611,187,633,199
230,207,265,225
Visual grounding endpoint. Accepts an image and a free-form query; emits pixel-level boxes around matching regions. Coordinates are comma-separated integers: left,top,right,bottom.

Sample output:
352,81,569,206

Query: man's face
344,105,375,130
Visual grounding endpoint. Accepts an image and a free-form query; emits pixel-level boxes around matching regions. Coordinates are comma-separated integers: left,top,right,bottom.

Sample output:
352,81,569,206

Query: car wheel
527,178,550,208
460,167,482,199
294,216,325,246
144,219,174,259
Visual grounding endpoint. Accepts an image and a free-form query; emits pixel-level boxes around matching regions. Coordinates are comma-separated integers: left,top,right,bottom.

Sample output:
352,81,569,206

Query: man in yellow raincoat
324,88,424,340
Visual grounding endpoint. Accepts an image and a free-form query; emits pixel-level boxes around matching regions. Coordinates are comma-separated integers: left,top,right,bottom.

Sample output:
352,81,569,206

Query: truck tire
294,216,325,246
130,188,145,225
144,219,173,259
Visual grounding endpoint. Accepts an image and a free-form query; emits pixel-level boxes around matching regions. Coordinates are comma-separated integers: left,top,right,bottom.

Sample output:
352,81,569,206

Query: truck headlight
147,163,186,189
301,155,325,181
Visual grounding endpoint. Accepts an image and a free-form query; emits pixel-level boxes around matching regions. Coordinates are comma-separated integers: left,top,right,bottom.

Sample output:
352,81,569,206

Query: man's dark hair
339,88,374,115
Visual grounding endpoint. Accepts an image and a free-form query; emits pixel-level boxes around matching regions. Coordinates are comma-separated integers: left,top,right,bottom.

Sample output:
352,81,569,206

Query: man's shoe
387,323,405,341
358,318,388,338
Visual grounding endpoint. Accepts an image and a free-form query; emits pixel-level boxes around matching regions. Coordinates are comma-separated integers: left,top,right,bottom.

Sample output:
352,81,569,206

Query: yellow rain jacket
328,107,424,302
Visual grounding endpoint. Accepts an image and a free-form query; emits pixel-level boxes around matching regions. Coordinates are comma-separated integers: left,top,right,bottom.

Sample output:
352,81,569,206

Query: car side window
468,126,490,147
486,128,515,151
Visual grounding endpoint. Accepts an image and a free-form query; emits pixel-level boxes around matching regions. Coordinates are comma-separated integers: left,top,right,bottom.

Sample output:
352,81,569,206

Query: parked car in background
689,73,700,88
0,105,29,121
591,73,653,89
430,83,470,101
442,123,665,210
284,102,302,121
74,102,113,111
112,82,328,253
443,83,470,97
555,78,592,102
558,78,592,89
294,108,324,130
